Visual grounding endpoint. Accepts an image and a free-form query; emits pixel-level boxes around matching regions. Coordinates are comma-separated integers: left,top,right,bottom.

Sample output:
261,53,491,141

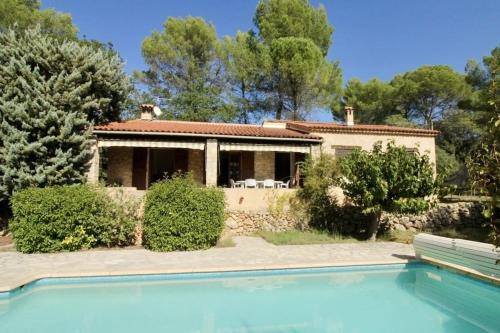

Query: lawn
381,226,492,245
256,230,360,245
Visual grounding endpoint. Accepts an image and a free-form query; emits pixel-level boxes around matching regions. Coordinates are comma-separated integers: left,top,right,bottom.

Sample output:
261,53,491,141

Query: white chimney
140,104,154,120
345,106,354,126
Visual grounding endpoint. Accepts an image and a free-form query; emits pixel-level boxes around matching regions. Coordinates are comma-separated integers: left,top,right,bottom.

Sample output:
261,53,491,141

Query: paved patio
0,237,414,293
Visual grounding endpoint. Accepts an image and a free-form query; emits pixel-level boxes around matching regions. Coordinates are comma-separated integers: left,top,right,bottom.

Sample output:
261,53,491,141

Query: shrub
391,198,432,214
297,155,341,232
143,175,225,251
339,141,435,240
10,185,137,253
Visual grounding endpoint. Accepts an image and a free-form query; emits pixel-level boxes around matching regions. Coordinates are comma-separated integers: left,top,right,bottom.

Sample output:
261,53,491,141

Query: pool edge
0,258,415,294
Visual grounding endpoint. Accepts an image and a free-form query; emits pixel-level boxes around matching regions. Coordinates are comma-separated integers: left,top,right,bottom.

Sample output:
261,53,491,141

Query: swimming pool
0,263,499,332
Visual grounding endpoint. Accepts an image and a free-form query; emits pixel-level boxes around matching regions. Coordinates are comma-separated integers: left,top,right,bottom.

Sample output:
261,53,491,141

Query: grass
256,230,360,245
215,237,236,248
430,226,491,243
380,226,492,245
379,230,416,244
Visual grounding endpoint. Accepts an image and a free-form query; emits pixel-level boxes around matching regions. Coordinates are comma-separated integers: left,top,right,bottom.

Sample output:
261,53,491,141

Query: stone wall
188,149,204,184
225,211,297,235
223,202,486,236
254,151,275,179
107,147,133,186
380,202,486,232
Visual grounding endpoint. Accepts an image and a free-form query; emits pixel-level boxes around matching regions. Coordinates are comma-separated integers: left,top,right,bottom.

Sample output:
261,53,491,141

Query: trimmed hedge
10,185,137,253
143,175,225,251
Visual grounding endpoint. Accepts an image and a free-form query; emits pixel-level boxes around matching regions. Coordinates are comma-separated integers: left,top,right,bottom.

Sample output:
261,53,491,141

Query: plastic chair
229,179,243,188
263,179,274,188
280,180,290,188
245,178,257,188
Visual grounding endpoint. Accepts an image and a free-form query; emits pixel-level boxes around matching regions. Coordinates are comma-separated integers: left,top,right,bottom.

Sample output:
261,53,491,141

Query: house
87,105,437,190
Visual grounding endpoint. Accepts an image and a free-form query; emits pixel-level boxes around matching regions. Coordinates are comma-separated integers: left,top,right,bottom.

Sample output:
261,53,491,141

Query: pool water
0,263,499,333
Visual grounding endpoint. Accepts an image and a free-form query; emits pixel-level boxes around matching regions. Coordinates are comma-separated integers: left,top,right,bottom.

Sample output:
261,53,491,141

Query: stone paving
0,237,414,292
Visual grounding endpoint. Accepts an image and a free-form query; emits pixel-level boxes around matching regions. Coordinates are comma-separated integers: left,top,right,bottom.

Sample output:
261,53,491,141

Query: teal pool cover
0,263,499,332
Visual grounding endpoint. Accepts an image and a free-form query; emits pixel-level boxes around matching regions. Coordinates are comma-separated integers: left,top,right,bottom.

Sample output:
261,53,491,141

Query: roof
93,119,322,142
285,121,439,137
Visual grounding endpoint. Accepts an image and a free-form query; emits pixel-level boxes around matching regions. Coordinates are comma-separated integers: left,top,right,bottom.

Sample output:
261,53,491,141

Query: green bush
143,175,225,251
391,198,432,214
10,185,137,253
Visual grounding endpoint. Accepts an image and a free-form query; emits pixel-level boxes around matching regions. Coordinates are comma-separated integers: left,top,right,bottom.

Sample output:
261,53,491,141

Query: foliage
335,78,396,123
253,0,342,120
435,146,461,195
391,65,470,128
297,155,341,232
0,27,130,202
9,185,137,253
466,46,500,248
391,198,432,214
143,175,225,251
254,0,333,55
222,31,272,123
0,0,77,39
339,141,435,240
137,16,233,122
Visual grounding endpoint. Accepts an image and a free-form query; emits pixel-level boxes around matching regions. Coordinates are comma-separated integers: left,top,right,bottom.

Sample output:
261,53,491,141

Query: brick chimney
345,106,354,126
140,104,154,120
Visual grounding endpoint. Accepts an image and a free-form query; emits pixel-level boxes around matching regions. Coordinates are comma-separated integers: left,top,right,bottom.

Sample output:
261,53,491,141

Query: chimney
140,104,154,120
345,106,354,126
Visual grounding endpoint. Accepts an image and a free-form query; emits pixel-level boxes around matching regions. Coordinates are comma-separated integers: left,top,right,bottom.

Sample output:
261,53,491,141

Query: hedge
10,185,137,253
143,175,225,251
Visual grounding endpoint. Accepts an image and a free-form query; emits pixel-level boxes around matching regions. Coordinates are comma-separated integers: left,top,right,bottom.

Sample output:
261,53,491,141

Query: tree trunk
367,212,381,241
276,90,284,120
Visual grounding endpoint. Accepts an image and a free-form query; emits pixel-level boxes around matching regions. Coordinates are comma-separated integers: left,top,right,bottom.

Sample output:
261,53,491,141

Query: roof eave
92,129,323,143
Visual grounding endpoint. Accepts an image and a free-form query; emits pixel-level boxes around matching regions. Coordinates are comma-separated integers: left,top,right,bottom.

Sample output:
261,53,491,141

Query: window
331,145,360,158
405,147,418,154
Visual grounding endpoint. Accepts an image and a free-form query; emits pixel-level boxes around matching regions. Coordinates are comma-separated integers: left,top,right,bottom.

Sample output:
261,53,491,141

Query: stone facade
107,147,133,186
315,131,436,172
188,149,204,184
224,211,297,235
254,151,275,179
380,202,486,232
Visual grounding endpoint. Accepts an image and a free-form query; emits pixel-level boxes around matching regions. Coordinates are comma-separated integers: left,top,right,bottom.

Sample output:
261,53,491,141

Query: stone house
87,105,437,192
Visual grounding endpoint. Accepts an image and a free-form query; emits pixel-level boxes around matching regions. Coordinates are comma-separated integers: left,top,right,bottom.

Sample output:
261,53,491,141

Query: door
132,148,147,190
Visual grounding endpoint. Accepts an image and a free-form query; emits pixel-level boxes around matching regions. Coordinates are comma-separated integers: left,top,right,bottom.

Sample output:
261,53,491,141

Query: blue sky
42,0,499,120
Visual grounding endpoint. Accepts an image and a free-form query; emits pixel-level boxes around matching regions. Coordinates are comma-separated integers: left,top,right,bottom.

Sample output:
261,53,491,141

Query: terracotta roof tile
285,121,439,137
94,119,322,141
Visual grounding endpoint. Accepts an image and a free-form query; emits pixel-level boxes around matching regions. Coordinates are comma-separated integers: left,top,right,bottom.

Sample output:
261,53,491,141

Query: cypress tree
0,27,130,202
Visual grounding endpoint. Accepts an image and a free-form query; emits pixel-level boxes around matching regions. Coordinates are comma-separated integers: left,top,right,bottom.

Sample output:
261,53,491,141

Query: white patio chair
245,178,257,188
279,180,290,189
263,179,274,188
229,179,243,188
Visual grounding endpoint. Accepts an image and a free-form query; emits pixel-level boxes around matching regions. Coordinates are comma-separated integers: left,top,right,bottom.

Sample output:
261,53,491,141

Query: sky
42,0,500,120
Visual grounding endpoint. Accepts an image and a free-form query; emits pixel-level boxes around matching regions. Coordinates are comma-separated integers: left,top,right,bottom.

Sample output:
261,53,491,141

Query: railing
414,233,500,278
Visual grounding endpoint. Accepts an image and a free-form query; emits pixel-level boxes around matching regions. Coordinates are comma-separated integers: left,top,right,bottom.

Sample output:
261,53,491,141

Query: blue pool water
0,263,499,333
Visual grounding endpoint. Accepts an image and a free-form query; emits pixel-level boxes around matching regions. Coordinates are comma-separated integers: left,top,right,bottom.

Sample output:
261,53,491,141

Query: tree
391,65,470,129
339,142,435,241
467,47,499,247
0,27,130,202
335,78,396,123
253,0,342,120
137,17,233,122
0,0,77,39
222,31,272,123
254,0,333,55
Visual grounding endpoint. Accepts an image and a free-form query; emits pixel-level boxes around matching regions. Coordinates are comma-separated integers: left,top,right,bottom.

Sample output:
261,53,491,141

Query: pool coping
419,256,500,286
0,258,414,294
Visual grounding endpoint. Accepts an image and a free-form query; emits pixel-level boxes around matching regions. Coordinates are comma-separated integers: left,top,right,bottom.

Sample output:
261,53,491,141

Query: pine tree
0,27,130,202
